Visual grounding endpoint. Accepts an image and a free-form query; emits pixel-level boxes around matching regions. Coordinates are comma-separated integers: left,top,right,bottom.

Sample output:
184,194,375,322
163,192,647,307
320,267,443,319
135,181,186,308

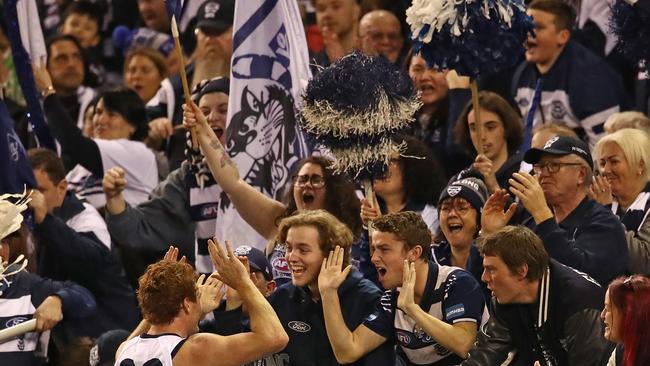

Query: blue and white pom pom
407,0,534,78
610,0,650,63
301,52,421,180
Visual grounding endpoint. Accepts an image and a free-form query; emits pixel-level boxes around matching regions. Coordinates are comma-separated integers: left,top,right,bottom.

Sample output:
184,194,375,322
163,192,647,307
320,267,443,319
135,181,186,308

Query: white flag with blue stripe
216,0,311,250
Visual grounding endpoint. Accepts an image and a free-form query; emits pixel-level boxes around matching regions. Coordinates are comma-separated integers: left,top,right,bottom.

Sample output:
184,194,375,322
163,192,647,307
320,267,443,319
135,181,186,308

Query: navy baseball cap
233,246,273,281
524,136,593,170
89,329,130,366
196,0,235,34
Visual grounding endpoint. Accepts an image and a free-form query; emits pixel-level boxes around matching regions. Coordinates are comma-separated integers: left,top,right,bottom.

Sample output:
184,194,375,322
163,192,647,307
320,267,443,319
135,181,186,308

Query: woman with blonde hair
592,128,650,274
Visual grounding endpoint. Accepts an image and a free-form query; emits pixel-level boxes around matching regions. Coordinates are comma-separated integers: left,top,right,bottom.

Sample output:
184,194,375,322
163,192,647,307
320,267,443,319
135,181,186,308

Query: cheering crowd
1,0,650,365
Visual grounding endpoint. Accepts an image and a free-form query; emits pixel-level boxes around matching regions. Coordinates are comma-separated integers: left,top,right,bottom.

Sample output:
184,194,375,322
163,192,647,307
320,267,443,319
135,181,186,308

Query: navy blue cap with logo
233,246,273,281
196,0,235,35
524,136,594,170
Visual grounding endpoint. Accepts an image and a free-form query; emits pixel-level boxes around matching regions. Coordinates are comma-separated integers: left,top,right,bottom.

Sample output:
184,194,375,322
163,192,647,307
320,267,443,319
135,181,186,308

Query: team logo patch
204,2,221,18
447,186,462,197
396,331,411,345
517,98,530,108
445,304,466,319
550,100,567,120
234,246,252,256
5,316,28,328
543,136,559,149
288,321,311,333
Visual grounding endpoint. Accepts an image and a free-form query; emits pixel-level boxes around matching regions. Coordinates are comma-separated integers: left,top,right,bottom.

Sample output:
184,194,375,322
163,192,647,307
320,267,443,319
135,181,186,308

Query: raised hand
509,172,553,224
148,117,174,141
481,189,517,235
163,246,187,263
397,260,417,314
103,167,127,199
182,101,210,135
28,190,48,224
197,273,225,315
318,246,352,294
208,238,250,290
588,175,613,206
360,198,380,224
473,154,500,193
31,63,54,94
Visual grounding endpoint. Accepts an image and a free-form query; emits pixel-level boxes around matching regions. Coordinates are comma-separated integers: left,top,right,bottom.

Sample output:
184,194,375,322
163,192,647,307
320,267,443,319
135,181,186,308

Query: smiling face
601,289,623,342
468,108,508,161
408,54,449,107
198,91,228,144
293,163,327,212
358,11,403,63
124,55,164,103
285,225,325,289
597,142,642,200
439,197,478,249
536,154,585,205
61,13,100,48
93,98,135,140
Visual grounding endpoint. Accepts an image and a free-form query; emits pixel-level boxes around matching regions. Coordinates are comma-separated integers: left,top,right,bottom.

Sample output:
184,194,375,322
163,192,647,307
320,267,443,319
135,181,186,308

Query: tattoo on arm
209,137,239,175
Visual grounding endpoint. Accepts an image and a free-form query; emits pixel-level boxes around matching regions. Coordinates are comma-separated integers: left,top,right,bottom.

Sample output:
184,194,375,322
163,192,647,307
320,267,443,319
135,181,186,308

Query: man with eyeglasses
481,136,627,285
358,10,405,65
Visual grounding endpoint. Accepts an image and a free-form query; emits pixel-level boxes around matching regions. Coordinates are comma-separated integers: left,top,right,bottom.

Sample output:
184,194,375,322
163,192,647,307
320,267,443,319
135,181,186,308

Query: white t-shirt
66,139,158,209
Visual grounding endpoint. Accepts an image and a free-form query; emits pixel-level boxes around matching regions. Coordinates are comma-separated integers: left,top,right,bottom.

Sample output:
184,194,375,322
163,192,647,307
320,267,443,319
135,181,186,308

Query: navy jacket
512,40,627,146
33,192,139,337
463,260,613,366
214,269,395,366
524,197,627,285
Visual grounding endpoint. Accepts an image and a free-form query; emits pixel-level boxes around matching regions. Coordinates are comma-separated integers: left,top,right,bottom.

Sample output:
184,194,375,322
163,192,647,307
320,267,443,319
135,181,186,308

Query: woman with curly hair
454,91,524,194
359,135,446,284
183,102,362,285
602,275,650,366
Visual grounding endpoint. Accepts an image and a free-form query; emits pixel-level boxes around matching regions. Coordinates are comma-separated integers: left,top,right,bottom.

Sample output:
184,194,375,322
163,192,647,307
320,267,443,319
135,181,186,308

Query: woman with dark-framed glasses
183,94,362,285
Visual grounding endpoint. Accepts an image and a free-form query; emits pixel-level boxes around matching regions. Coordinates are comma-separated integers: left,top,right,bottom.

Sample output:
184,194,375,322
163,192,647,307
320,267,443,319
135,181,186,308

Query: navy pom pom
407,0,534,79
112,25,133,52
610,0,650,63
304,52,416,112
300,52,420,180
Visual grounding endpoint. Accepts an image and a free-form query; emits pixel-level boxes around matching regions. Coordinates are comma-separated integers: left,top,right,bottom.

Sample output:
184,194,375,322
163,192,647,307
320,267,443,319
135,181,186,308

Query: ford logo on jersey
5,316,28,328
396,331,411,345
288,321,311,333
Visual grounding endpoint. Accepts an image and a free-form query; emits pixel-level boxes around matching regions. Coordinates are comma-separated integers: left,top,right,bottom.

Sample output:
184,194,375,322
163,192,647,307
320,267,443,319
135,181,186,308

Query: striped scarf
612,183,650,232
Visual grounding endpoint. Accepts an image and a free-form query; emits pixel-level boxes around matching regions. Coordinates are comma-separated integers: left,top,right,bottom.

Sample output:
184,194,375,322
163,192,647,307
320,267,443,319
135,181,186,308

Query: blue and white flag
216,0,311,250
164,0,184,21
3,0,56,151
0,100,36,194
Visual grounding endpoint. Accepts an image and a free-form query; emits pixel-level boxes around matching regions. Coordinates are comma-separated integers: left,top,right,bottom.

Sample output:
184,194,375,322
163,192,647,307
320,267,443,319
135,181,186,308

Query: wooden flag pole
171,16,198,149
470,80,483,155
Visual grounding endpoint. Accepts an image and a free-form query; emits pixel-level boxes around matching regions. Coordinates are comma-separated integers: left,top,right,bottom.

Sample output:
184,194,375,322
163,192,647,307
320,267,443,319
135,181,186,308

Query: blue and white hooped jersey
364,261,485,366
115,333,186,366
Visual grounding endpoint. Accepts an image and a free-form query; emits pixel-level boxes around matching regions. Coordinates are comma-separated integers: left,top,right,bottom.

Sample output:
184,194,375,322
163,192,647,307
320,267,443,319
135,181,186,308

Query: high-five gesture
207,238,250,290
197,273,225,315
318,245,352,294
